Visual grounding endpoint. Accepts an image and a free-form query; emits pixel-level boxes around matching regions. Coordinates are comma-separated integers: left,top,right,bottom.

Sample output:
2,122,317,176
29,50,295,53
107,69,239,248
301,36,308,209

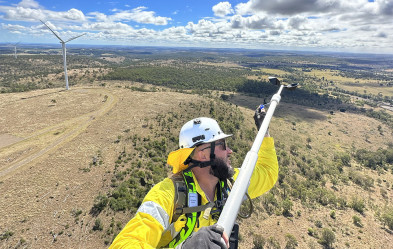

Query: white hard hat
179,117,232,149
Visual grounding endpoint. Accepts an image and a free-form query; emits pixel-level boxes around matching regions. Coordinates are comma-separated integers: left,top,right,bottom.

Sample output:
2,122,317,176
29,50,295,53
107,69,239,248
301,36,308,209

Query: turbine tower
13,42,20,59
40,20,85,90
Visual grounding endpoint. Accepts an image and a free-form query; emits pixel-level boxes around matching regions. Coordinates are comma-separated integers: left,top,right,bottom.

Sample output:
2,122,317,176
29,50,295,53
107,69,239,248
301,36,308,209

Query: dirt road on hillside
0,88,118,180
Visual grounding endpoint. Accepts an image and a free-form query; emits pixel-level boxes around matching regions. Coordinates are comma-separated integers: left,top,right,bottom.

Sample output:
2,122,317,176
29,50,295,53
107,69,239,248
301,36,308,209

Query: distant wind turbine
13,42,20,59
40,20,86,90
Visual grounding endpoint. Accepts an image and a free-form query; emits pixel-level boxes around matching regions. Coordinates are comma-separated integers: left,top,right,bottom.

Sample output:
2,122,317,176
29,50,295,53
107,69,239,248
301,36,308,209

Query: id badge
188,193,198,207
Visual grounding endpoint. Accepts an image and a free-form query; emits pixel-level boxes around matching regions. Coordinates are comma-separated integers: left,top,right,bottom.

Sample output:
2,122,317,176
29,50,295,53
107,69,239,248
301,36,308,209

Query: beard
209,157,234,180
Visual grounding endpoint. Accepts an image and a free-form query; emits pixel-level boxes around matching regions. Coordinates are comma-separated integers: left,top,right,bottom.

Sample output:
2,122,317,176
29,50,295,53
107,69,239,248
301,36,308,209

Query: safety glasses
200,140,227,151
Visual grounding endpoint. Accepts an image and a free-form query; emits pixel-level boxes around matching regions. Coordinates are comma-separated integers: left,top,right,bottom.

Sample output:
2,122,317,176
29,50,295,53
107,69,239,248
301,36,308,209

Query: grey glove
177,224,227,249
254,105,266,131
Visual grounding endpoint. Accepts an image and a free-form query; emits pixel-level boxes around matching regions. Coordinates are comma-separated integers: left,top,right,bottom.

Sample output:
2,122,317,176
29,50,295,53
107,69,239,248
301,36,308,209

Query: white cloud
0,5,86,22
186,19,217,36
109,7,171,25
212,2,234,17
0,0,392,53
60,8,86,21
186,19,233,38
234,2,253,16
84,22,133,32
1,23,29,31
87,12,108,22
1,6,39,21
17,0,40,9
230,14,276,30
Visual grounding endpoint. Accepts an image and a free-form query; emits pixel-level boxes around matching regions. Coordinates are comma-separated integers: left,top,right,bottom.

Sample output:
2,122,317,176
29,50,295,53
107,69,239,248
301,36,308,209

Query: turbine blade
40,20,64,43
65,33,86,43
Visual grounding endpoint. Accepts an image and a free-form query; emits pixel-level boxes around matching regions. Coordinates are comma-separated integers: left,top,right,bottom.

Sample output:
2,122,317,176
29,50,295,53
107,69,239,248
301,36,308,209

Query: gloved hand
177,224,228,249
254,105,266,131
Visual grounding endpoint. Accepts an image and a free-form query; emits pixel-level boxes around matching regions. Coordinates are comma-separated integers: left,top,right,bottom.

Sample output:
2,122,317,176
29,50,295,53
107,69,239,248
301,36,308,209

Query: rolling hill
1,81,392,248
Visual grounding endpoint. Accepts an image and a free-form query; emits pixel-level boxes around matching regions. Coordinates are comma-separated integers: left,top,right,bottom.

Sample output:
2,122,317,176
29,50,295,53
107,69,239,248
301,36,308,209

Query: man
110,109,278,248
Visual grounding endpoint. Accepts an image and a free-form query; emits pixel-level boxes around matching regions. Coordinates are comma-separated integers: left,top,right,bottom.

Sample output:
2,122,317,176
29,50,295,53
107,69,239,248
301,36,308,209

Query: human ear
195,149,208,160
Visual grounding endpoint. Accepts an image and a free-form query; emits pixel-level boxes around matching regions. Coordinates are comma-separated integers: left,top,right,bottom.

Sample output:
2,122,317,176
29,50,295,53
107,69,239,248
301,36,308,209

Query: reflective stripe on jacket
109,137,278,249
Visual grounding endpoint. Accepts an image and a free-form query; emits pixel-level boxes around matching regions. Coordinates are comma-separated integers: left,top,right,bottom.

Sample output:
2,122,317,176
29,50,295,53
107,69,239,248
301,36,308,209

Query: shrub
348,170,374,190
290,145,298,156
282,198,293,216
315,220,323,228
91,194,109,215
355,148,386,169
381,207,393,230
285,234,298,249
353,215,363,227
318,228,335,248
262,192,278,214
385,148,393,164
71,209,83,217
252,234,266,249
266,236,281,249
351,197,366,214
0,230,14,240
334,152,351,166
330,210,336,219
307,228,315,236
220,94,230,100
93,218,104,231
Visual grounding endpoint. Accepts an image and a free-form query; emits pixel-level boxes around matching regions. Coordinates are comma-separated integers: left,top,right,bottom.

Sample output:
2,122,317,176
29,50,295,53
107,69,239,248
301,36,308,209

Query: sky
0,0,392,54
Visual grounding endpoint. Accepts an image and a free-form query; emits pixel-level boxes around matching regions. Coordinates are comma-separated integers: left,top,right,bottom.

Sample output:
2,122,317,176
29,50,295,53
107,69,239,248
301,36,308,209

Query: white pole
62,42,69,90
217,84,284,237
14,46,17,59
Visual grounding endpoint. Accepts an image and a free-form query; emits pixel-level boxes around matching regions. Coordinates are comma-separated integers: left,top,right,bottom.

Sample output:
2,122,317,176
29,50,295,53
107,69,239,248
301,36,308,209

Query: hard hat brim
204,133,232,145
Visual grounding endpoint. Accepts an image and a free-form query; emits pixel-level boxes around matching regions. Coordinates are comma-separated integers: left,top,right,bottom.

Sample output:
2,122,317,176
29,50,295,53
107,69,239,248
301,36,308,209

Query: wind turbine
40,20,85,90
13,42,20,59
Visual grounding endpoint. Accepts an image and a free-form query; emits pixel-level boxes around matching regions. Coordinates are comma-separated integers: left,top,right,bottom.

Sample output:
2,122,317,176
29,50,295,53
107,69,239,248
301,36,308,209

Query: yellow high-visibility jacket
109,137,278,249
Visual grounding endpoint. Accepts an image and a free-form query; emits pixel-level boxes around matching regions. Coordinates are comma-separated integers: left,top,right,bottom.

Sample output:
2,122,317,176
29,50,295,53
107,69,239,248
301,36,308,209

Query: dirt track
0,84,203,248
0,88,117,180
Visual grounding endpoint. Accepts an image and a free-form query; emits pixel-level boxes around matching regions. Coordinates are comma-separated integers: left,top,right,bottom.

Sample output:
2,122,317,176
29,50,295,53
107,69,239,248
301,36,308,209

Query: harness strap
184,141,216,169
181,202,215,214
165,171,232,248
183,160,212,170
167,171,200,248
